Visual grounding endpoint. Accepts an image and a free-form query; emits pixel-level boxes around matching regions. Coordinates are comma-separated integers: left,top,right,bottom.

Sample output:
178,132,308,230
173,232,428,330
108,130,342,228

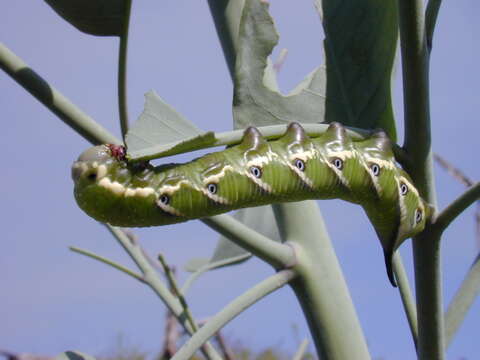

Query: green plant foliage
318,0,398,139
233,0,327,129
44,0,127,36
125,91,216,160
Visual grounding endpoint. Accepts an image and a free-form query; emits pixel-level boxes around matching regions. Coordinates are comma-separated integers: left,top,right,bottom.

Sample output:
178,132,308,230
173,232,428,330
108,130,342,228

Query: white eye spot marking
159,194,170,205
370,163,380,176
250,166,262,178
400,183,409,196
415,208,423,224
294,159,305,172
207,183,217,194
332,158,343,170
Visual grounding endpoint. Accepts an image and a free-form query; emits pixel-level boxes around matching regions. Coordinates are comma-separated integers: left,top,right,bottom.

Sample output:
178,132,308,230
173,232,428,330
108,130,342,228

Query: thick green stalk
273,202,370,360
397,0,443,358
0,42,120,145
118,0,132,139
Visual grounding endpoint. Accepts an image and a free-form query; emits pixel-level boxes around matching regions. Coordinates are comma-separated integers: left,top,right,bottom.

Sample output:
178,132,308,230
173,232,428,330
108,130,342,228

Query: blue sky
1,1,478,359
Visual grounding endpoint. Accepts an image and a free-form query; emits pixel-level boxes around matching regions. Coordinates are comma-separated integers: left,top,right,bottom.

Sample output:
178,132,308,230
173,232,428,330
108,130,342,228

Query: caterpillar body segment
72,122,429,286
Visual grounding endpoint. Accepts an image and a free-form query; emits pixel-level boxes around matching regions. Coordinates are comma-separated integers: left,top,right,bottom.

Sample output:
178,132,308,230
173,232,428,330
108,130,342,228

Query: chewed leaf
55,351,97,360
233,0,328,129
126,91,216,161
233,0,397,139
45,0,126,36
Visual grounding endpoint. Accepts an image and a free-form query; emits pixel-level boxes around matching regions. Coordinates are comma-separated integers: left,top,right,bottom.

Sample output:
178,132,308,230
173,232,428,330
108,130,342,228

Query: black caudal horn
384,249,398,287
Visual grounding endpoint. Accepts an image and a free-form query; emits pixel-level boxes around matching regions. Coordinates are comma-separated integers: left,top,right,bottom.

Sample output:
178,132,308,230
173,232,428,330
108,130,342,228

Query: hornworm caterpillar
72,122,429,286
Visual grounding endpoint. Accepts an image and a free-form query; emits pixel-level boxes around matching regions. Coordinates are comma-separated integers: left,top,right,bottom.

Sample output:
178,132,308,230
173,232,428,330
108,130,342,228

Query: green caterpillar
72,122,429,286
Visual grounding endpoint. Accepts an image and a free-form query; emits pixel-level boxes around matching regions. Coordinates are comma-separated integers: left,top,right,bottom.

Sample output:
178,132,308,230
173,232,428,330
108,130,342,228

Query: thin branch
104,225,222,360
215,331,236,360
392,252,418,348
434,183,480,233
425,0,443,53
434,153,474,187
158,254,199,332
69,246,145,283
202,214,294,269
171,270,296,360
445,252,480,347
291,339,309,360
0,42,120,145
118,0,132,139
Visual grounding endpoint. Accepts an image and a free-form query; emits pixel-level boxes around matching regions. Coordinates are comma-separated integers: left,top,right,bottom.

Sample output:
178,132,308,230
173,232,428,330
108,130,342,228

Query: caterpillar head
72,145,123,224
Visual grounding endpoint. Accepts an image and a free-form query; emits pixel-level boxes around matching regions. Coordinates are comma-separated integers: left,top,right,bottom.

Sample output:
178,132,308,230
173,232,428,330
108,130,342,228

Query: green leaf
55,351,96,360
126,91,216,161
317,0,398,139
234,0,398,139
233,0,327,129
44,0,126,36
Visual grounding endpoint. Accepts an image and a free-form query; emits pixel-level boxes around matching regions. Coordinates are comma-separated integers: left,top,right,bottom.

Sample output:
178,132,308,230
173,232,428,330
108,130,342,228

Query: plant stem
105,225,222,360
273,202,370,360
202,214,294,269
0,42,120,145
445,252,480,347
128,123,371,162
70,246,144,283
434,183,480,233
171,269,296,360
397,0,444,357
158,254,199,332
292,339,309,360
118,0,132,139
393,252,418,348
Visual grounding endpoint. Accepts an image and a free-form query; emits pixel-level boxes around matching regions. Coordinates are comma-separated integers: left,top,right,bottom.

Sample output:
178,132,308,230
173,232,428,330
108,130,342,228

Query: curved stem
171,270,296,360
0,42,120,145
118,0,132,140
70,246,144,283
434,183,480,233
202,215,294,269
393,252,418,348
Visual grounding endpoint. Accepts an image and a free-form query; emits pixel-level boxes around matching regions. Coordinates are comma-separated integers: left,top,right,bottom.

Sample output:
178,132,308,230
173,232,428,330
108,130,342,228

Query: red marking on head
107,144,127,161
